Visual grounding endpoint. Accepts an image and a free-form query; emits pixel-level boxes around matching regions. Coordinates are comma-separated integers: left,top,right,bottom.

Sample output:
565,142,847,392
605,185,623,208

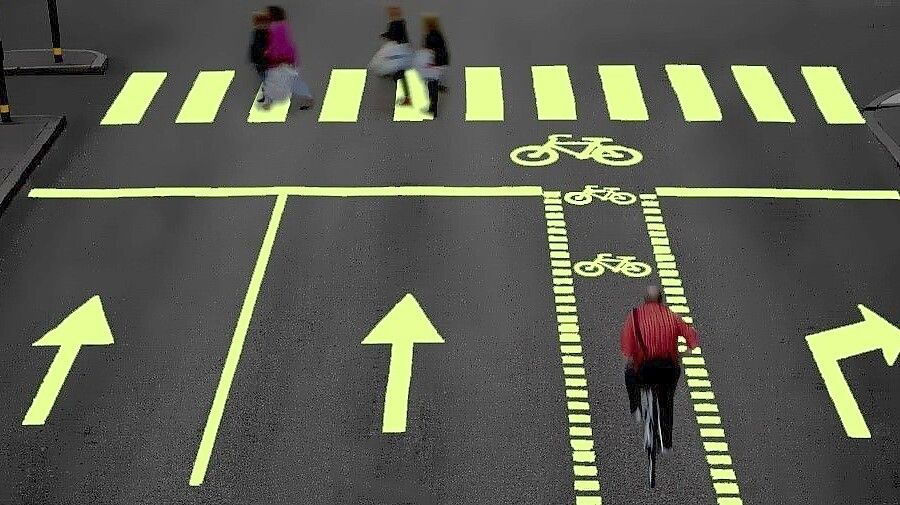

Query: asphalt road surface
1,1,898,504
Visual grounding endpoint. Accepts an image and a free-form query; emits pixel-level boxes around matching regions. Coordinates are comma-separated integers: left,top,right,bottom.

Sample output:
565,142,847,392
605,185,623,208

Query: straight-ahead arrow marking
362,293,444,433
23,295,114,426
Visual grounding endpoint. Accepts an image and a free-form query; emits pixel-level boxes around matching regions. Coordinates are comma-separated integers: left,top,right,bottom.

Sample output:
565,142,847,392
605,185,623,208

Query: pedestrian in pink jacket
258,5,313,110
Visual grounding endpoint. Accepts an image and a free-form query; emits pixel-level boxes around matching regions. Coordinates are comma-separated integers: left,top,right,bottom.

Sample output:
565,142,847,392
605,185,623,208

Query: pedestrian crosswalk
99,64,866,126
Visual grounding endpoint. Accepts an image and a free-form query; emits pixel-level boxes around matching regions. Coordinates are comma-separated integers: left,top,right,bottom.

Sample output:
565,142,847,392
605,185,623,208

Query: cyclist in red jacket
621,285,699,451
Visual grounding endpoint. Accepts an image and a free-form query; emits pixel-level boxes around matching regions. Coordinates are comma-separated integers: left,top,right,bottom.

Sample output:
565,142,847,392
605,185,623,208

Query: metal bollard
47,0,63,63
0,38,12,123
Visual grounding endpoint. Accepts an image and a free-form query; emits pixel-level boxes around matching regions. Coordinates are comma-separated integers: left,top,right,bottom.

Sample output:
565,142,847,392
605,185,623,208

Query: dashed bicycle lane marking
543,190,603,505
639,193,744,505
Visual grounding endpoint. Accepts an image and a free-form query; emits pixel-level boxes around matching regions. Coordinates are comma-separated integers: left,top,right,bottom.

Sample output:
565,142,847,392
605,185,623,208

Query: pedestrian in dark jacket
422,15,448,117
382,5,412,106
250,11,270,103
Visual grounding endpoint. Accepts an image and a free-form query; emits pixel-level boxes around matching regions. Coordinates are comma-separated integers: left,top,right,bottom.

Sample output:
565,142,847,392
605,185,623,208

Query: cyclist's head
645,285,662,303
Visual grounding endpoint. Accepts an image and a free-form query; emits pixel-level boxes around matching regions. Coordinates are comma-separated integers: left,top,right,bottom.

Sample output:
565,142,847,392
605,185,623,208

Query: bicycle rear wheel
648,388,660,488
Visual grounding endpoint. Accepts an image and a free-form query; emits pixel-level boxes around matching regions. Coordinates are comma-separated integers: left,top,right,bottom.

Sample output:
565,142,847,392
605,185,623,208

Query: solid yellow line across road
655,187,900,199
28,186,544,199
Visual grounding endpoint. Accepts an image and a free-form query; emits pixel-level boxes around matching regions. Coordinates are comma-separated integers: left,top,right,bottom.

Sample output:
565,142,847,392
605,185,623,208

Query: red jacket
620,302,699,368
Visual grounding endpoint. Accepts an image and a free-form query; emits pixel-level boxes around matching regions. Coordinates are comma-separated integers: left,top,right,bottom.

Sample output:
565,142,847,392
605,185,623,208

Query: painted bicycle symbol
510,134,643,167
574,253,653,278
564,185,637,206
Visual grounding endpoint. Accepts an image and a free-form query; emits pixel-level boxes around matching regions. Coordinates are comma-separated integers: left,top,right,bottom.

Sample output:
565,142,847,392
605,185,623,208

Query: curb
862,88,900,169
3,49,108,75
0,115,66,215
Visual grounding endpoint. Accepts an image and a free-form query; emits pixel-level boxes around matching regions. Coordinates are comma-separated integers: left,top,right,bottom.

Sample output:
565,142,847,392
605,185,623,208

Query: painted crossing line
101,65,865,126
543,191,602,505
639,193,744,505
176,71,235,124
100,72,167,125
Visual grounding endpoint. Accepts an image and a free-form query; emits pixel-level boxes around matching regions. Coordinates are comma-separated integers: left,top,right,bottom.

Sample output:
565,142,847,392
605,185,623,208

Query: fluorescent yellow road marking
362,294,444,433
248,84,290,122
597,65,648,120
711,468,738,480
805,305,900,438
714,482,740,495
543,193,601,505
707,455,732,465
175,71,235,124
22,296,114,426
731,66,795,122
100,72,167,125
570,439,592,450
531,66,577,120
801,66,865,124
639,195,744,504
575,480,600,491
576,497,602,505
574,464,597,475
395,69,432,121
318,69,367,122
665,65,722,121
465,67,504,121
655,187,899,200
190,194,287,486
29,186,544,199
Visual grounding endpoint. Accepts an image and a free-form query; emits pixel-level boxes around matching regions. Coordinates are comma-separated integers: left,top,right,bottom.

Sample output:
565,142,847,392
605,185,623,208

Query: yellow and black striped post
0,37,12,123
47,0,63,63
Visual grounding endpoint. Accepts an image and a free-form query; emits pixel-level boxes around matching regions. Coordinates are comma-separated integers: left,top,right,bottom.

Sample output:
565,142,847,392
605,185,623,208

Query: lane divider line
543,190,602,505
189,194,288,486
639,193,744,505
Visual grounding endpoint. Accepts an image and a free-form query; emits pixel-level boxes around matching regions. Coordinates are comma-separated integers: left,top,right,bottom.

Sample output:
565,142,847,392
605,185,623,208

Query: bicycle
510,134,643,167
564,185,637,206
573,253,652,278
641,384,663,488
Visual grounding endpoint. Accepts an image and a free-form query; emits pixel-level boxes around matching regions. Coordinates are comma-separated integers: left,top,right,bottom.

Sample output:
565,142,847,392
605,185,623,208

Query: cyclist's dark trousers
625,359,682,449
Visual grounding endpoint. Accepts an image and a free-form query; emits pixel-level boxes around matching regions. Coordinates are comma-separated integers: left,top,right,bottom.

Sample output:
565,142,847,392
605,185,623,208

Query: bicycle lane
555,184,721,504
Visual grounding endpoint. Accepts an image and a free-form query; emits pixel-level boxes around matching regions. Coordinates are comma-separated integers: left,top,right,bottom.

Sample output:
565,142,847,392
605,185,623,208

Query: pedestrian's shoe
397,97,412,106
661,446,673,456
423,107,437,117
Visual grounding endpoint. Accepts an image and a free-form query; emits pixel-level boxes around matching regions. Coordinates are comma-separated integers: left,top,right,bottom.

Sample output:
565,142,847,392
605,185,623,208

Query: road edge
0,115,66,215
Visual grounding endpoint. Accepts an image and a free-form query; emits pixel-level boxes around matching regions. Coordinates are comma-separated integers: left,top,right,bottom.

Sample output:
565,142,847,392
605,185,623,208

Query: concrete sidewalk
3,49,107,75
0,115,65,213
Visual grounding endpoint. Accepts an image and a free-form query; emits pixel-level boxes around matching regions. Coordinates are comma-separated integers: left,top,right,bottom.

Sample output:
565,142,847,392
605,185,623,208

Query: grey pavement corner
0,115,66,214
3,49,107,75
